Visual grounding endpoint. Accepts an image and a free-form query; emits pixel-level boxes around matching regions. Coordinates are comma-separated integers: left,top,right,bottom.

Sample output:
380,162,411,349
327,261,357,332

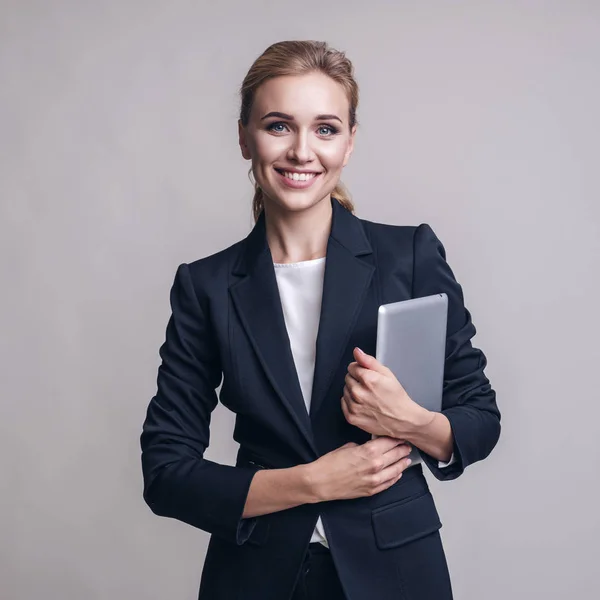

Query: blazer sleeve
140,263,260,544
412,224,501,481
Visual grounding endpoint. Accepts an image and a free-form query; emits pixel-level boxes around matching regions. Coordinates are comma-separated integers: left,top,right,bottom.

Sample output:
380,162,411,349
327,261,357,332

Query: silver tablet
374,293,448,465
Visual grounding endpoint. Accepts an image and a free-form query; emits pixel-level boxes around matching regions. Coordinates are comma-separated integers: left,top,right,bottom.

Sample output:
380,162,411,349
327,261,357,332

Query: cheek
253,134,287,164
319,143,349,171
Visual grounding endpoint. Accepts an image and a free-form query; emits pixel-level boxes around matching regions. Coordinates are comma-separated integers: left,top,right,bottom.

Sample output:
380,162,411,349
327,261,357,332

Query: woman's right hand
307,436,413,502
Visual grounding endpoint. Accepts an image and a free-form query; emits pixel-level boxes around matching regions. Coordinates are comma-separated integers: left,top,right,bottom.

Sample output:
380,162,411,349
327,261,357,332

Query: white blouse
273,257,455,547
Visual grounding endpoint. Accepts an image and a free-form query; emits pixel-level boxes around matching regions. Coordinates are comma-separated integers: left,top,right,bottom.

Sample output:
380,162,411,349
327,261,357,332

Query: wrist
404,405,436,441
406,410,454,462
298,462,325,504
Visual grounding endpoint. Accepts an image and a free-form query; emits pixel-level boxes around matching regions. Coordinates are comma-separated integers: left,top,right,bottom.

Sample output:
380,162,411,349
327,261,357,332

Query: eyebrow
260,111,343,124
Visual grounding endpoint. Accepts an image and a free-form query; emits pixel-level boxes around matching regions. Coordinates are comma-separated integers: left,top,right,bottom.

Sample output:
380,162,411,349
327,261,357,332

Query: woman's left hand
341,347,432,438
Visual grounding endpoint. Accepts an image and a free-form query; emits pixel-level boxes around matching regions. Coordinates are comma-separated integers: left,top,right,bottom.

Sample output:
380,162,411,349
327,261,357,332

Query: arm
411,223,501,480
140,263,261,545
242,466,316,518
245,438,415,517
406,409,454,464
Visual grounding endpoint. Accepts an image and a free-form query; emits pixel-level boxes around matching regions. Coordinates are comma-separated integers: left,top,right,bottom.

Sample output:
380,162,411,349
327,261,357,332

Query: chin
277,194,327,212
271,180,337,210
264,190,330,214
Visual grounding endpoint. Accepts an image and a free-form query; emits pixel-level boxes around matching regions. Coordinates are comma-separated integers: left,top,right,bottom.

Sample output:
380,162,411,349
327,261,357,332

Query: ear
342,124,357,167
238,120,251,160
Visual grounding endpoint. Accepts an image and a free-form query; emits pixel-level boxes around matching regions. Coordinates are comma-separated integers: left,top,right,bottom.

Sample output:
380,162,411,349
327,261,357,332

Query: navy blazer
140,197,501,600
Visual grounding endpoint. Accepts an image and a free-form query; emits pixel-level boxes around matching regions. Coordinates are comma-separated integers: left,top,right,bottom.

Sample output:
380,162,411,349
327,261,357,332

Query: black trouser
291,543,347,600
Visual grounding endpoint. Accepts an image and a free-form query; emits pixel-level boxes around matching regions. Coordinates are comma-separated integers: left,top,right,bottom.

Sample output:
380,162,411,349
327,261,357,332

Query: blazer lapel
309,199,375,420
229,198,375,453
229,211,316,454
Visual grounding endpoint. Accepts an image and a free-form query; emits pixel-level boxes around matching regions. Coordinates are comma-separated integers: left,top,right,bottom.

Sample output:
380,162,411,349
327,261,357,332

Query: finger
344,375,362,401
371,464,409,495
353,347,388,374
384,441,412,455
377,455,413,483
341,392,355,420
345,371,361,387
341,394,348,415
381,443,413,468
342,387,354,405
346,362,364,377
365,435,407,453
347,363,372,385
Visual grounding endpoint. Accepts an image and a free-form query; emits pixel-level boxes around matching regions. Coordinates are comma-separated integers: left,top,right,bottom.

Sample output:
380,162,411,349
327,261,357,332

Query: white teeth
283,171,317,181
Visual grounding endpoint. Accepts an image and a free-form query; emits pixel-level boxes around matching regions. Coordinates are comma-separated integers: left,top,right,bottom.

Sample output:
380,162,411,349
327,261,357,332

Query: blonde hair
239,41,359,222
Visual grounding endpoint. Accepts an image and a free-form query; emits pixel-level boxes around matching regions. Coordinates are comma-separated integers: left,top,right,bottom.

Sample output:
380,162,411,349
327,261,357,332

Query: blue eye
267,122,289,133
266,122,339,136
318,125,338,136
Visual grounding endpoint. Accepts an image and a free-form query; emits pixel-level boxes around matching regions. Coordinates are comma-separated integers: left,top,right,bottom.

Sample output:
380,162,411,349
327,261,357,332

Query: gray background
2,1,599,598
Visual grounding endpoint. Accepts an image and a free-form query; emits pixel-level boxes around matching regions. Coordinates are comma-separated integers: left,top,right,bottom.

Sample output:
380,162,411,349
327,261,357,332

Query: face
238,72,356,215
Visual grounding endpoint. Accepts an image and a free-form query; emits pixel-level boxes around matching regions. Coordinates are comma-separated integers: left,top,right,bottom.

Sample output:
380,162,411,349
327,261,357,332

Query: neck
264,196,332,264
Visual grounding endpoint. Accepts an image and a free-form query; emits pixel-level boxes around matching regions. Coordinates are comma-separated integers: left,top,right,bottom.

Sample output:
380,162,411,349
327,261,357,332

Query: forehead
252,72,349,121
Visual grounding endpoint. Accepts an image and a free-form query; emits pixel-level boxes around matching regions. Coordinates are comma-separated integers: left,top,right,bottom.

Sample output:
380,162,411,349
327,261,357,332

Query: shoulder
186,239,244,278
172,239,246,304
359,215,416,240
358,216,443,259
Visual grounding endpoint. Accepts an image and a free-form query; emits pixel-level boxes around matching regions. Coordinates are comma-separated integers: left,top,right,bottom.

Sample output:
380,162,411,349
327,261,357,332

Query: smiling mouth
274,168,321,182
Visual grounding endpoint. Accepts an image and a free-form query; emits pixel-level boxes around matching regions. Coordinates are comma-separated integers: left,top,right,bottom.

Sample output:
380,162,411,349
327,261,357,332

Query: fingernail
406,459,412,466
355,347,364,354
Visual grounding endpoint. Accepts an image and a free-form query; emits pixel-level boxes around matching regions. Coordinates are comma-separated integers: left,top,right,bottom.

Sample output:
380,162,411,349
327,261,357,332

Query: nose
287,130,315,164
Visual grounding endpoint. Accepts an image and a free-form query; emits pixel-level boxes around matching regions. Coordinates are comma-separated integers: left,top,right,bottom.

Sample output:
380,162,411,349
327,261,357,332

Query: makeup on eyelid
239,72,356,213
266,122,340,136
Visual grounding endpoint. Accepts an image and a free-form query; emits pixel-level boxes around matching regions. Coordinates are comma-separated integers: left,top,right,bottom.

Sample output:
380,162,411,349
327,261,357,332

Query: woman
140,40,501,600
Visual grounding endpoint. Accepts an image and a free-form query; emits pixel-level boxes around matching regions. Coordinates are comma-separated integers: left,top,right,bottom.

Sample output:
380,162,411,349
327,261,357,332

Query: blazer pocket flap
371,491,442,550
